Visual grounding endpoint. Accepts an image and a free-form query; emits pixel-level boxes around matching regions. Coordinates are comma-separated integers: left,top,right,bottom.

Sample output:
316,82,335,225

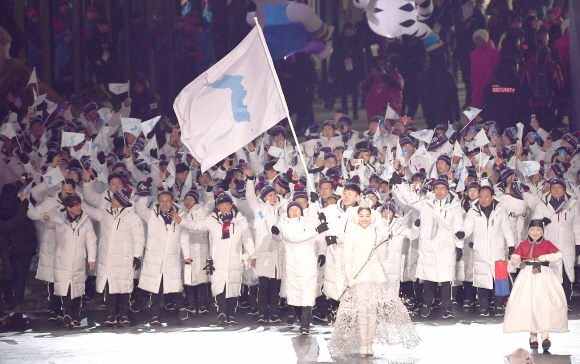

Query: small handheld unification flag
70,140,91,160
121,117,142,137
516,122,524,140
469,128,490,151
140,116,161,135
495,260,510,296
98,108,113,124
61,132,86,147
44,100,58,115
108,82,130,95
0,122,17,139
31,93,47,110
409,129,434,144
445,123,455,139
91,154,109,184
385,105,399,120
372,125,382,151
27,67,37,88
463,107,481,122
522,161,541,176
43,167,65,188
455,166,469,192
20,181,33,200
380,160,393,180
142,135,159,164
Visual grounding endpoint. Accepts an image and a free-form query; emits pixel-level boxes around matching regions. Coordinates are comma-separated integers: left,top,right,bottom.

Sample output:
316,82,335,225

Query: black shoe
150,316,161,326
443,310,454,319
287,314,296,326
179,308,189,321
420,304,431,318
198,306,209,314
227,316,236,324
104,315,117,327
479,309,489,317
118,316,130,325
185,305,196,313
63,315,73,327
312,313,327,322
495,307,505,317
542,339,551,351
130,300,145,313
217,313,227,326
70,320,81,329
164,302,176,311
462,300,474,308
279,298,287,309
270,315,281,323
247,307,259,316
48,311,58,322
238,301,250,309
257,315,268,323
300,327,309,335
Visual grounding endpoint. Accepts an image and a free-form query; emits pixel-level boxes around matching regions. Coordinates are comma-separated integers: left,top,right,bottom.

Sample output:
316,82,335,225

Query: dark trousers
423,281,452,311
9,252,33,304
61,286,82,321
414,280,424,305
104,282,130,318
258,277,281,317
150,280,184,318
478,287,505,311
216,290,237,318
184,283,209,309
463,281,475,302
293,306,312,329
563,266,572,304
48,282,62,314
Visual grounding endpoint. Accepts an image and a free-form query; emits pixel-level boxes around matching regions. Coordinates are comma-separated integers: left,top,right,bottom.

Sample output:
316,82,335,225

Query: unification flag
385,105,399,120
469,128,490,151
463,106,481,122
141,116,161,135
109,82,130,95
27,67,37,88
61,132,85,147
44,167,65,188
121,118,142,137
174,25,286,172
409,129,434,144
0,123,17,139
522,161,541,176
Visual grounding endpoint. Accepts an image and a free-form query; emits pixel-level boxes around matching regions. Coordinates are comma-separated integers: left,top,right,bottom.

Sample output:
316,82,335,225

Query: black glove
455,231,465,239
455,247,463,262
308,166,324,174
315,222,329,234
325,236,337,246
310,192,319,203
575,245,580,257
97,151,106,165
318,255,326,267
271,226,280,235
16,150,29,164
203,258,215,275
508,246,515,258
414,219,421,227
133,257,141,271
136,178,153,197
541,217,552,227
150,148,158,159
318,212,326,223
390,172,403,185
449,131,461,145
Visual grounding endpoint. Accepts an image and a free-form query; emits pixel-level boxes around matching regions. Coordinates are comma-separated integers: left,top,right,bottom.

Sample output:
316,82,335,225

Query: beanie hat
383,198,396,215
499,166,515,185
259,184,276,201
175,163,189,174
164,118,179,133
287,201,303,216
411,172,426,181
428,134,447,151
433,175,449,190
364,187,381,203
421,178,435,194
293,184,308,201
562,133,578,150
83,101,98,115
319,177,335,189
216,192,233,205
185,187,200,203
273,174,289,191
399,135,413,149
304,124,319,140
510,181,525,200
467,181,480,191
504,127,518,144
337,116,352,129
326,165,341,178
437,154,452,167
112,161,127,171
324,152,337,161
368,115,383,124
550,177,566,190
322,119,336,130
550,162,568,177
113,188,133,207
473,29,489,43
269,124,286,137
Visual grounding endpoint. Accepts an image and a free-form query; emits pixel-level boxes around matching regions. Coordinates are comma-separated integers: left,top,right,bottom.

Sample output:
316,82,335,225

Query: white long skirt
504,265,568,334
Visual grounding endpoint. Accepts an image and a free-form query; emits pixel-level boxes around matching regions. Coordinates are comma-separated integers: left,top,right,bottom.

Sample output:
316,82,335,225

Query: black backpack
531,67,554,99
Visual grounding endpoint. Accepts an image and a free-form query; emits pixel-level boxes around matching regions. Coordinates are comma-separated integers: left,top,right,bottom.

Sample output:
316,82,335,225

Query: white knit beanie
473,29,489,43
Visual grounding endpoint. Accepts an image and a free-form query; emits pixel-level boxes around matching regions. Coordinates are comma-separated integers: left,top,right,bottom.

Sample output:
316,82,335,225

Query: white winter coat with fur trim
281,216,325,306
463,200,516,289
45,213,97,299
135,197,191,294
83,205,145,294
180,208,255,298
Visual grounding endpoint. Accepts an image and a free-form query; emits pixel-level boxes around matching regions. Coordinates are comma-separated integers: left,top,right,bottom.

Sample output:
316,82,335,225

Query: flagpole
253,19,316,196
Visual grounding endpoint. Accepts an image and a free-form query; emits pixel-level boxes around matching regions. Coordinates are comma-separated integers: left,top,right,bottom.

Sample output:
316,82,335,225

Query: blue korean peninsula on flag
174,25,286,172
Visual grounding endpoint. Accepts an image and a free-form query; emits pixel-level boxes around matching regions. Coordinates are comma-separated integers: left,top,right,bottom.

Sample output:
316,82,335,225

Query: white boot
360,345,367,355
366,344,374,356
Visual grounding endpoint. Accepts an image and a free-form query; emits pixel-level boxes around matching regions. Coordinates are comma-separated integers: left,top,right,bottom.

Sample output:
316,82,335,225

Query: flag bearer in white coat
43,194,97,329
410,176,464,319
531,178,580,307
26,178,78,321
182,186,214,315
82,187,145,326
173,192,256,325
134,181,192,325
243,167,285,323
504,219,568,352
462,184,516,317
281,201,327,335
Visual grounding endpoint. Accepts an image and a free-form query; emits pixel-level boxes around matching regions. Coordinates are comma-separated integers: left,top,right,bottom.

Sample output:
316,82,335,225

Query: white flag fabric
27,68,37,87
98,108,113,124
372,126,382,151
455,166,469,192
8,111,18,126
141,116,161,135
121,118,142,137
91,155,109,184
0,123,17,139
445,123,455,139
45,100,58,115
385,105,400,120
522,161,541,176
453,141,465,158
44,167,65,188
380,160,393,180
31,93,47,110
109,82,130,95
396,140,406,166
141,136,159,164
516,122,524,140
21,181,33,200
410,129,434,144
174,25,286,172
469,129,490,150
463,106,481,121
70,140,91,159
61,132,86,147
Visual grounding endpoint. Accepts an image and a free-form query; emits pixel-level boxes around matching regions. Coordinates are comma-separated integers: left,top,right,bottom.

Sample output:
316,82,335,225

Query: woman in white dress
329,200,420,357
